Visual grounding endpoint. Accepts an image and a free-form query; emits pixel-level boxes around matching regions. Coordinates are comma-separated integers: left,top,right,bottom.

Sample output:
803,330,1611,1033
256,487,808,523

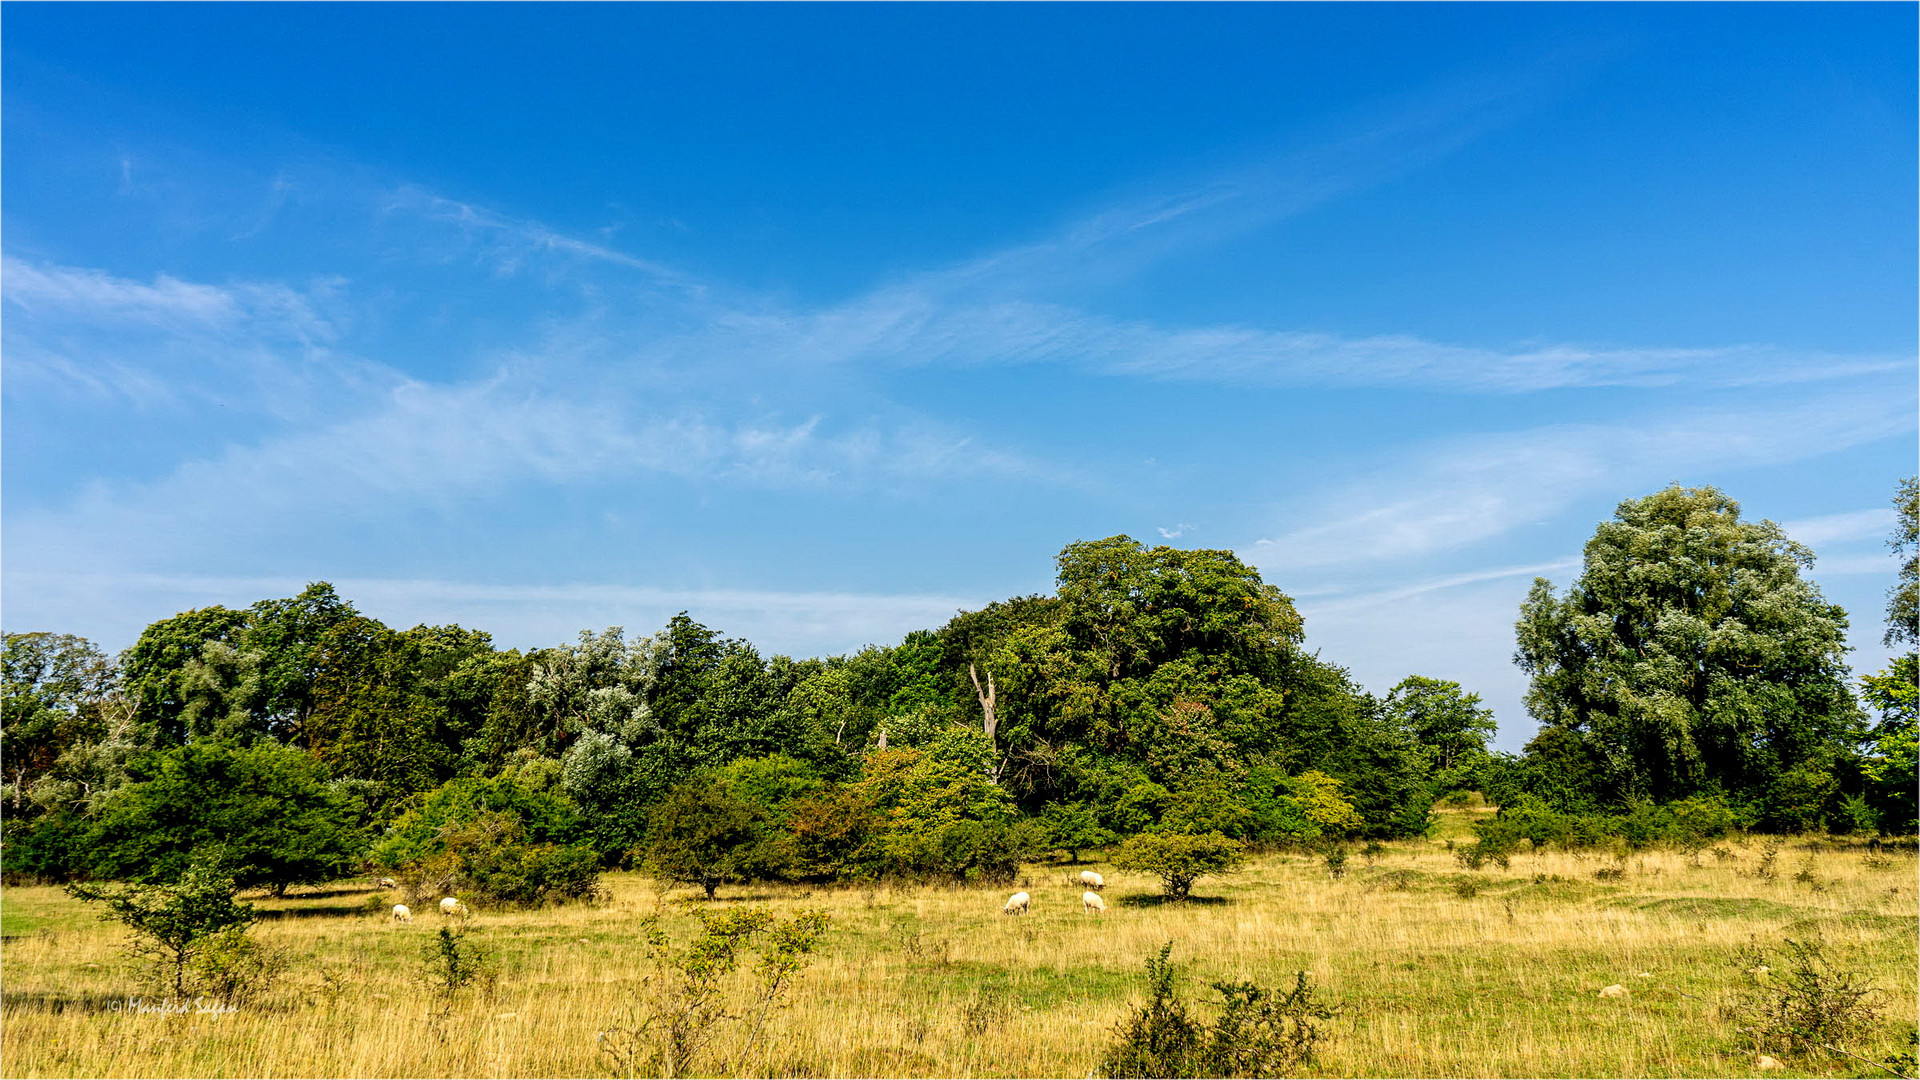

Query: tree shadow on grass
244,885,381,901
253,903,376,920
1115,893,1231,908
2,991,135,1015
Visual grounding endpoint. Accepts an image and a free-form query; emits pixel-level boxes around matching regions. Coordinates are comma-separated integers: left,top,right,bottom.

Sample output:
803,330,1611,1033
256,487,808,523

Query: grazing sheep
1082,891,1105,915
377,877,397,889
1598,984,1628,998
391,904,412,923
1003,891,1031,916
440,896,467,917
1079,870,1105,891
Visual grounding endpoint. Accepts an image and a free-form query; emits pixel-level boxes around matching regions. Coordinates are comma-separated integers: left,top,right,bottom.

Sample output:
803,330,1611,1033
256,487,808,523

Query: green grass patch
1631,897,1805,921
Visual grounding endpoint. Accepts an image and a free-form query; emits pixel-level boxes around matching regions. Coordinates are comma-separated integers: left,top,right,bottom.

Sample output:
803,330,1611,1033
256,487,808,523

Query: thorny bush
1101,942,1337,1078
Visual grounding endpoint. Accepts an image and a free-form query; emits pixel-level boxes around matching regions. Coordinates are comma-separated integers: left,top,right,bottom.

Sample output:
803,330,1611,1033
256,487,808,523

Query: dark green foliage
67,856,256,999
370,769,584,870
1113,831,1245,901
86,740,365,894
1482,793,1740,853
1383,675,1497,796
394,811,603,908
1101,943,1336,1079
1859,656,1918,836
1041,800,1114,861
642,779,765,898
120,606,249,745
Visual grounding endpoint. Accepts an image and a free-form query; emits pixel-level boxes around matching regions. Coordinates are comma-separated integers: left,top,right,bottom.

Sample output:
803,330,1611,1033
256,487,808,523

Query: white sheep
1079,870,1105,891
391,904,412,923
377,877,397,889
1598,984,1628,998
440,896,467,917
1082,891,1105,915
1003,891,1031,915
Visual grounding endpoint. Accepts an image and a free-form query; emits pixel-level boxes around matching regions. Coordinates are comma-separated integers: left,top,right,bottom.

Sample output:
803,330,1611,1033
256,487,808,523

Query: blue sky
5,4,1914,750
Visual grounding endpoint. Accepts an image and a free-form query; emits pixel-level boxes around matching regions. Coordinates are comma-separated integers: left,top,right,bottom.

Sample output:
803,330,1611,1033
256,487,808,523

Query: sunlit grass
3,820,1914,1078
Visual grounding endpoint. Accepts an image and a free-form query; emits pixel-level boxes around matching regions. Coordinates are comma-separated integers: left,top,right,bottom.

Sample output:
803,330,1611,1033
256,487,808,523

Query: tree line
3,482,1913,900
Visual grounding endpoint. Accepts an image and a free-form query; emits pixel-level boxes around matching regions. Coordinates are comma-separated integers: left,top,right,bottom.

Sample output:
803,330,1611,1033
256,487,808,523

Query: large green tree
1383,675,1498,793
2,632,117,810
1886,476,1918,647
1515,485,1860,807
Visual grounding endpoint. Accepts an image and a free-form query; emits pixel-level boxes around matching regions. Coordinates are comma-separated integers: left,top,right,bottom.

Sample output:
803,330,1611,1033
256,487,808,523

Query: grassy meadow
3,812,1915,1079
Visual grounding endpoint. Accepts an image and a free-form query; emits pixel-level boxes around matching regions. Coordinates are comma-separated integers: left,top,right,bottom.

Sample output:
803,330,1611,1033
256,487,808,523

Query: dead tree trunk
970,662,1001,785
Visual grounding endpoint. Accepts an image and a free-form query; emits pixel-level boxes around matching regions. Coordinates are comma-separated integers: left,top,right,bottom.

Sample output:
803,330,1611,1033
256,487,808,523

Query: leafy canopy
1515,485,1859,806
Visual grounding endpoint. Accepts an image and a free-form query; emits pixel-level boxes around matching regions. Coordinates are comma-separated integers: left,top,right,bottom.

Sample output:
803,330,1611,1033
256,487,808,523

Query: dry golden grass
3,821,1914,1078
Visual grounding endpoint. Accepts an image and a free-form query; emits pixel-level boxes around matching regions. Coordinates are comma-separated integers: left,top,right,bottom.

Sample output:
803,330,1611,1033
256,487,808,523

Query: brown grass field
3,812,1914,1078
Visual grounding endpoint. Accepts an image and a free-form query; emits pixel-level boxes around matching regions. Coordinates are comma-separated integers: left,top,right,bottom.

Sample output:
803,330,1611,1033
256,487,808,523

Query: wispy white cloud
1778,507,1897,548
806,297,1903,393
1,257,386,417
380,185,702,291
1250,389,1915,571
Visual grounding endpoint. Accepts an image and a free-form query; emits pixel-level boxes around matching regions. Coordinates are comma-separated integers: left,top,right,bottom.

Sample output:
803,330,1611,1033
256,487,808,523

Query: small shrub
1321,843,1349,880
192,927,289,1007
420,927,494,999
1366,869,1416,893
600,906,831,1079
890,926,951,967
1792,860,1823,891
66,857,256,1000
963,985,1012,1035
1113,832,1246,901
1594,866,1625,882
1754,842,1782,882
1453,880,1479,900
1360,841,1386,865
1723,940,1887,1061
1099,943,1336,1078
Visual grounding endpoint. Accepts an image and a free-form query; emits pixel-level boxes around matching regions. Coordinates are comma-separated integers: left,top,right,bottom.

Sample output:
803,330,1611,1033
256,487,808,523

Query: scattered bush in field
1454,827,1515,871
420,926,494,999
1593,866,1624,882
1365,869,1416,893
1320,842,1349,880
1723,939,1902,1073
1791,860,1824,891
889,925,951,967
963,985,1012,1035
66,856,257,999
419,926,496,1046
599,905,831,1079
1100,943,1336,1078
191,926,289,1006
1113,832,1245,901
1754,842,1782,881
1360,841,1385,865
1453,880,1479,899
